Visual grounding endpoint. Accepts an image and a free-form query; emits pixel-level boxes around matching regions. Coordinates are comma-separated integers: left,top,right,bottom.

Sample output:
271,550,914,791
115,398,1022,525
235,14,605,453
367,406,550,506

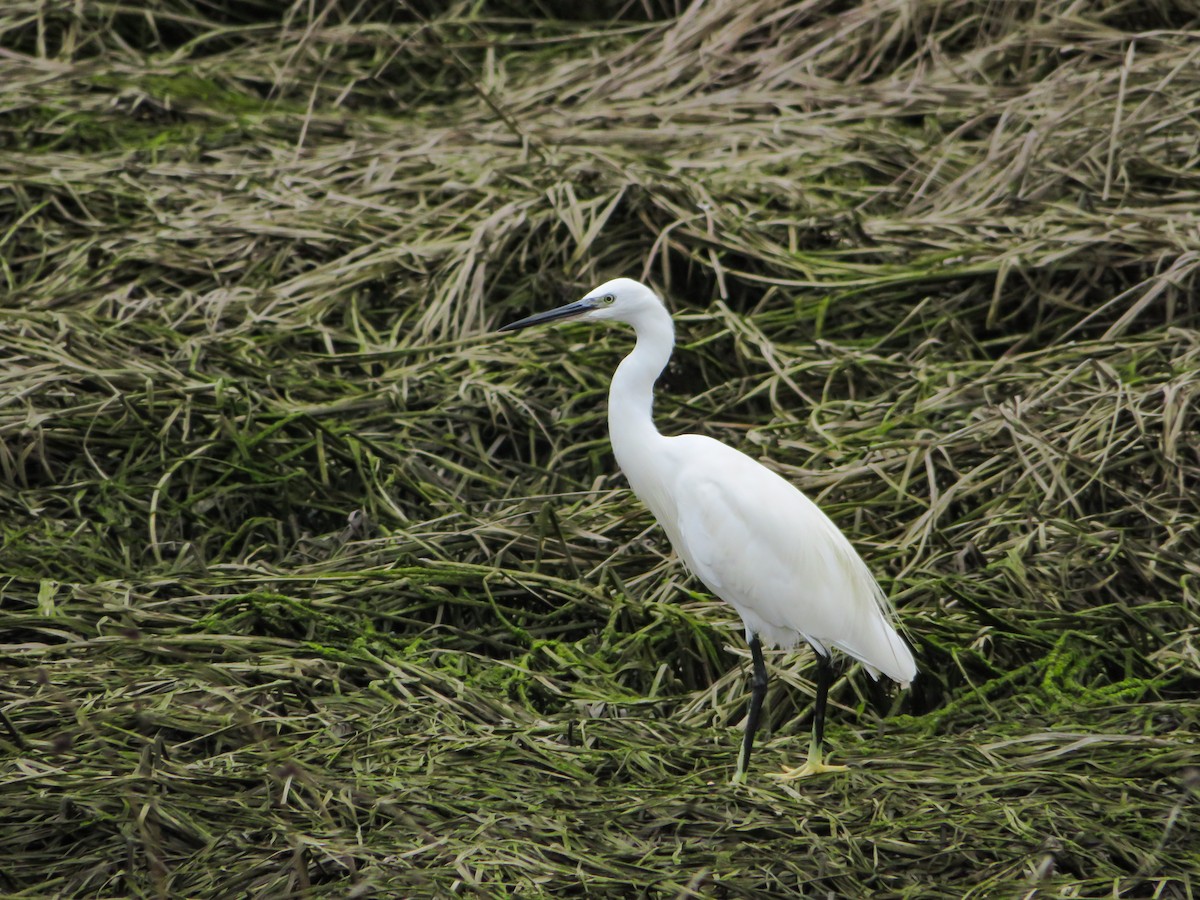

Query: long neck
608,306,675,478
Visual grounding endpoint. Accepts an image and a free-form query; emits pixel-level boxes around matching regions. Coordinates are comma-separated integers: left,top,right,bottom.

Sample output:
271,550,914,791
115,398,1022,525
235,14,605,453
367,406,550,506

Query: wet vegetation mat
2,0,1199,896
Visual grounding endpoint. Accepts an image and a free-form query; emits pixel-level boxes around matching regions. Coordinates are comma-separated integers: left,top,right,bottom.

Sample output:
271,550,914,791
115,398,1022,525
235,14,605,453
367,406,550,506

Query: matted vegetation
2,0,1198,896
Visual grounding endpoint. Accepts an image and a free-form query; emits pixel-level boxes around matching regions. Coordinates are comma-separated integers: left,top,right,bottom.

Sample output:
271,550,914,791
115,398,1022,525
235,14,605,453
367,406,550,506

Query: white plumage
501,276,915,780
653,434,914,683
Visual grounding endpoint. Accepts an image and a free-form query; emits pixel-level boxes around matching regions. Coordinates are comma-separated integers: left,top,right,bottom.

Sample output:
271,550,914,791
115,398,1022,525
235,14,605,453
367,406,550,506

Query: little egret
501,277,916,781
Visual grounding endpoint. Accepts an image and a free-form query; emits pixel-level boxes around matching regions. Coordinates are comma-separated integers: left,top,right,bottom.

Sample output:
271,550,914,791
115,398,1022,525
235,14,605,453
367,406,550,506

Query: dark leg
775,649,847,778
812,650,833,751
735,634,768,783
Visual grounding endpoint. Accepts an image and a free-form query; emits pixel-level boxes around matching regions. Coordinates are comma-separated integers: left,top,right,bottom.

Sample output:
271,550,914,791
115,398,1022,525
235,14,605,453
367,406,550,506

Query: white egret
501,277,916,781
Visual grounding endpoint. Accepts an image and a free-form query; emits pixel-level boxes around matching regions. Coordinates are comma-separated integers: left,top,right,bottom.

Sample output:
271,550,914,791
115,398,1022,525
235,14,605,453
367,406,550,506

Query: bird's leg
733,634,768,784
774,652,848,779
812,649,833,749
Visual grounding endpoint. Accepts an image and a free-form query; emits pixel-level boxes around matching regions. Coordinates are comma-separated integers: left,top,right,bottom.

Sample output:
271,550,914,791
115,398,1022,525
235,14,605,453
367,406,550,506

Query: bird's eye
602,294,615,305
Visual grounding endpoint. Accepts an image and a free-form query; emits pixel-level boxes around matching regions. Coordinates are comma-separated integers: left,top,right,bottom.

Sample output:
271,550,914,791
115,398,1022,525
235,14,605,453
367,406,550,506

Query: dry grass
2,0,1199,896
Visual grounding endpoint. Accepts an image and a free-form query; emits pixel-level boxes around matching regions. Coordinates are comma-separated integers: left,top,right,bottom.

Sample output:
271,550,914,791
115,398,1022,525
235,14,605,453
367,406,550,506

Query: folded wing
665,435,916,686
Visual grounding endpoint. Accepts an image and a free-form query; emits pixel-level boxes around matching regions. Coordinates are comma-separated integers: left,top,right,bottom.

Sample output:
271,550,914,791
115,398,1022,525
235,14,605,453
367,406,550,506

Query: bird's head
499,277,666,333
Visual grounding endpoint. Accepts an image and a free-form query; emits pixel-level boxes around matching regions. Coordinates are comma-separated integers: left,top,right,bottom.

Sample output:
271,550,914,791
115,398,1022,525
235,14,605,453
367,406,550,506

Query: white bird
501,277,916,781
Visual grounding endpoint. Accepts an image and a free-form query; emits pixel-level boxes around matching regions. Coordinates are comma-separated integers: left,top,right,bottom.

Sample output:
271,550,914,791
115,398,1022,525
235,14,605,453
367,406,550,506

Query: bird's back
627,434,915,686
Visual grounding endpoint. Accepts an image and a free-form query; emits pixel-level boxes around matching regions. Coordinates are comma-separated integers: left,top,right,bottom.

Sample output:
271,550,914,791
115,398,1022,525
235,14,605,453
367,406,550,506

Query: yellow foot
770,759,848,780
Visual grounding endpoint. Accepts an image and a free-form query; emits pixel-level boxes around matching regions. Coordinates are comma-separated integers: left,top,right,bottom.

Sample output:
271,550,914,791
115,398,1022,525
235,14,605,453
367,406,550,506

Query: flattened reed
2,0,1198,896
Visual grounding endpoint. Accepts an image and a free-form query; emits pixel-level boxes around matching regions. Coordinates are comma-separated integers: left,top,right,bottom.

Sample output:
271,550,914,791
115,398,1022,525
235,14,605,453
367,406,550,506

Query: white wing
657,435,916,685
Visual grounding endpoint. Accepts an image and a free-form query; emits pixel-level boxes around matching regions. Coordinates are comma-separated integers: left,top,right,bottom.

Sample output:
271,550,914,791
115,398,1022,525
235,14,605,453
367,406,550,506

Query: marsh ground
2,1,1198,896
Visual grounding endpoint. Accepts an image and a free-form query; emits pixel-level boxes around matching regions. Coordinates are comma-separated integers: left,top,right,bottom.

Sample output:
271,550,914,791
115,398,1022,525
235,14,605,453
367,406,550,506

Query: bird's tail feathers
833,609,917,687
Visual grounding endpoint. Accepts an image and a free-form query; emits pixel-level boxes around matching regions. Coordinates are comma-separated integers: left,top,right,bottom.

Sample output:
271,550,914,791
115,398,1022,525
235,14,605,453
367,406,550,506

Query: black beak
499,299,595,332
